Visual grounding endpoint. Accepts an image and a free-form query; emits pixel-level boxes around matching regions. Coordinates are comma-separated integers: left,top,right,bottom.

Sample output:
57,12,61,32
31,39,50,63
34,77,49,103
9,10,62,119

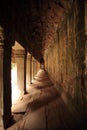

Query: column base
3,114,13,129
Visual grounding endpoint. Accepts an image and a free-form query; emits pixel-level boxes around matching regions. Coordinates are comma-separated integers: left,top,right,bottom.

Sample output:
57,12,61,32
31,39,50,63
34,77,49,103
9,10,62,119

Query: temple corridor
7,69,87,130
1,0,87,129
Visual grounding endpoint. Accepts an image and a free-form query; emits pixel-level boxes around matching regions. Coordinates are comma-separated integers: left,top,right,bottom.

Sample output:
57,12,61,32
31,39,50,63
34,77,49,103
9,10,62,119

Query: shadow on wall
26,86,60,113
55,73,87,115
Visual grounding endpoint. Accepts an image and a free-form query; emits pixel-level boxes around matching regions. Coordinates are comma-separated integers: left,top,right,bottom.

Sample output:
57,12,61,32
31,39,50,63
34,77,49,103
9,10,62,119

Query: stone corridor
7,69,87,130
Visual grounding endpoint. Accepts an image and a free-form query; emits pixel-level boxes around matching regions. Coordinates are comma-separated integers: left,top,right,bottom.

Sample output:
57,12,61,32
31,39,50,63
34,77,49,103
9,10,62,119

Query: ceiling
0,0,71,61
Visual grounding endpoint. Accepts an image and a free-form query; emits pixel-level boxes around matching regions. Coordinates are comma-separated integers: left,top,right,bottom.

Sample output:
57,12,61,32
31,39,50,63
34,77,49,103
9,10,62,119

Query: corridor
7,69,87,130
1,0,87,129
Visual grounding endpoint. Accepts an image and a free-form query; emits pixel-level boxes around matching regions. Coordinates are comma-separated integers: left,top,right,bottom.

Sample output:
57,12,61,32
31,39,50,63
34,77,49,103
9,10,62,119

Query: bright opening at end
11,63,21,104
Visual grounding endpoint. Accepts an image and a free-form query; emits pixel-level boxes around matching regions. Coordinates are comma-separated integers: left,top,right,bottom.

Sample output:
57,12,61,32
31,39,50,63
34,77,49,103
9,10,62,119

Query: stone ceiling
0,0,71,61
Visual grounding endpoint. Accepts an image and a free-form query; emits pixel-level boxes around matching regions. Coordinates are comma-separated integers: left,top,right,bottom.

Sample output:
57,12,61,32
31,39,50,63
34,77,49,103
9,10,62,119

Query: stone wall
0,43,4,129
85,0,87,34
44,0,86,114
84,0,87,115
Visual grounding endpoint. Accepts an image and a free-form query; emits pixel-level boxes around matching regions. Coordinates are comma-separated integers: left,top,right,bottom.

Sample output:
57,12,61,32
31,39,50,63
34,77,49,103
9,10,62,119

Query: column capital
12,49,25,58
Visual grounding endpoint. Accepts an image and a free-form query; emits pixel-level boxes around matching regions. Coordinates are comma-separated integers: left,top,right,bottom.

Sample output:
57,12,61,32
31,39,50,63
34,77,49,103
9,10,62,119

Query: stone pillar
24,49,27,94
34,60,36,76
33,59,39,77
3,38,12,128
0,42,4,130
26,53,30,89
32,57,34,79
30,55,32,84
15,50,25,97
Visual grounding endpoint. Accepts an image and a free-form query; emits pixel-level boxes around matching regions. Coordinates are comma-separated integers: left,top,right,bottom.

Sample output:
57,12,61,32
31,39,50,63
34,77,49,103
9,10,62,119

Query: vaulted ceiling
0,0,71,61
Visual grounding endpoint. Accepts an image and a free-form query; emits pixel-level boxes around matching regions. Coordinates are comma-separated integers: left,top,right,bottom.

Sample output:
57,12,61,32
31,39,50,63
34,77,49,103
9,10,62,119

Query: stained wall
44,0,87,115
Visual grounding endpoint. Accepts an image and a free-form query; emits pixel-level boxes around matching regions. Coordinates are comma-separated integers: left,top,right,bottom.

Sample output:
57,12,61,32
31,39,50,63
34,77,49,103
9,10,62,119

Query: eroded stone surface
44,0,87,116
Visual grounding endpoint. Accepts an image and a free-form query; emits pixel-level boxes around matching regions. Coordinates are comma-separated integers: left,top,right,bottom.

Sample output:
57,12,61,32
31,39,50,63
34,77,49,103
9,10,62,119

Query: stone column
30,55,32,84
0,26,13,129
24,49,27,94
33,59,39,77
33,59,36,77
3,38,12,129
26,53,30,89
32,57,34,79
0,42,4,130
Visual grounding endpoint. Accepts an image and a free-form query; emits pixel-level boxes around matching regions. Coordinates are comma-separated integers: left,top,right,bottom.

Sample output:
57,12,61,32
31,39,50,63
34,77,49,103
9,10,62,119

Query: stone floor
7,69,87,130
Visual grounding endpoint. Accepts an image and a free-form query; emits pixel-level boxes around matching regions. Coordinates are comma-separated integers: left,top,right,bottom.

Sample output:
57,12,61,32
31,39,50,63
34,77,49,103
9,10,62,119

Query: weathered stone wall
0,43,4,129
85,0,87,34
84,0,87,115
84,39,87,114
44,0,86,114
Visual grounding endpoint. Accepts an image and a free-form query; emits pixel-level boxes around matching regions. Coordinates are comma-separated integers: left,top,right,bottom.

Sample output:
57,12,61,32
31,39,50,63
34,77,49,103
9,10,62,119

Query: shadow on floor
7,69,87,130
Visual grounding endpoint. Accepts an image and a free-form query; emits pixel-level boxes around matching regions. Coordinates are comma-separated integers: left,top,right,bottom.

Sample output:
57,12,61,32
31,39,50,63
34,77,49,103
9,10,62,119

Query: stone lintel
12,49,25,58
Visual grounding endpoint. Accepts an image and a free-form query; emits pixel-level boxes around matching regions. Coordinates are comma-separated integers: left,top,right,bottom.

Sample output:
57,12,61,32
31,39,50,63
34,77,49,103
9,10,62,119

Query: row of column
0,26,40,129
12,49,33,100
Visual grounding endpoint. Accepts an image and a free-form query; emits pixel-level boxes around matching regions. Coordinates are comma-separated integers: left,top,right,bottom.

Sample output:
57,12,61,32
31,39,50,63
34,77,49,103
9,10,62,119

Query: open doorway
11,41,24,105
11,62,21,104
